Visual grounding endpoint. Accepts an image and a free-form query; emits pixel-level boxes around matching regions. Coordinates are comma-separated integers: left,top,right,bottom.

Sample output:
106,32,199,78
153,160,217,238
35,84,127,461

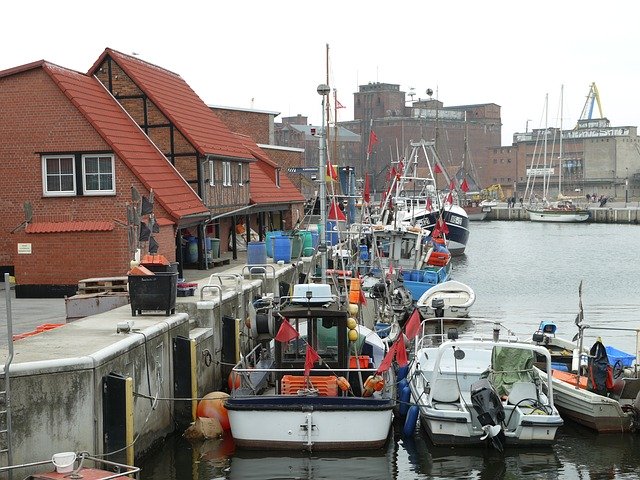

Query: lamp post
625,167,629,207
317,83,330,282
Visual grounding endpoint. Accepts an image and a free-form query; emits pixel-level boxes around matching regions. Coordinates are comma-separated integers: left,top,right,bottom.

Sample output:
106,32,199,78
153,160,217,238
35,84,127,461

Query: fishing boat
1,452,140,479
406,319,563,450
458,114,491,221
379,139,469,256
415,280,475,318
524,89,590,223
225,283,395,450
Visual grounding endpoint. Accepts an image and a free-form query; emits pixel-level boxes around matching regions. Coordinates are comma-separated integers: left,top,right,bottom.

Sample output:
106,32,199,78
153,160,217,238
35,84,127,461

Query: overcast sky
3,1,638,146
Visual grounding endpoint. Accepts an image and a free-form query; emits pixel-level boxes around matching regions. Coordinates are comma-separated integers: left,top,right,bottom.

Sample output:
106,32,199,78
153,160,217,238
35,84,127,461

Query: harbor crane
577,82,604,123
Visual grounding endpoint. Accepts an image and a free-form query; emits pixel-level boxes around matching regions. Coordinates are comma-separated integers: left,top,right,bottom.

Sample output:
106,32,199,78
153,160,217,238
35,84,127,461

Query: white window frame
238,163,243,186
82,154,115,195
42,155,76,197
275,168,281,188
223,161,232,187
209,160,216,186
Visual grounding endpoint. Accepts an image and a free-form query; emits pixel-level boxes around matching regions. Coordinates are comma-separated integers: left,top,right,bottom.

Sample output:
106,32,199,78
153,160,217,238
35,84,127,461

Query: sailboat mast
559,85,564,197
543,93,549,201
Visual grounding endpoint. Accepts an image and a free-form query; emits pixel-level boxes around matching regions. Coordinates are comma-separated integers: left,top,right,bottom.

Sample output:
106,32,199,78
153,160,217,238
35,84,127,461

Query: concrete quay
486,202,640,223
0,254,307,474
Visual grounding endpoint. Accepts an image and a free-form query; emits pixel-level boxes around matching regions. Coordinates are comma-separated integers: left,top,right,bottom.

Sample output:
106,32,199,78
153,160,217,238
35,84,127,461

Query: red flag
358,288,367,306
304,344,320,376
431,223,441,238
405,308,422,340
449,179,456,191
328,200,347,220
461,179,470,192
335,98,345,109
275,319,299,343
426,197,433,211
326,159,338,182
398,159,405,175
363,174,371,203
434,163,442,174
395,338,408,367
439,216,450,235
376,342,397,374
367,130,380,155
446,192,454,205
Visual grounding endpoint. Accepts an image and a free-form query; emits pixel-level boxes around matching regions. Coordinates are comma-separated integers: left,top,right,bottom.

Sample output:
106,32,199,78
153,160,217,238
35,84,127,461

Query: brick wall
211,108,272,145
0,67,176,291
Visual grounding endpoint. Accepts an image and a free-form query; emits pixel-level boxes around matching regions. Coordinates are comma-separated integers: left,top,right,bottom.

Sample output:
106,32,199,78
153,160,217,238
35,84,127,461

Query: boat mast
559,85,564,198
543,93,549,202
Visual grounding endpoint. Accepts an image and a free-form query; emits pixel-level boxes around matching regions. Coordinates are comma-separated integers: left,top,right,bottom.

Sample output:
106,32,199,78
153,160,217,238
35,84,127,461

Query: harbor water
139,222,640,479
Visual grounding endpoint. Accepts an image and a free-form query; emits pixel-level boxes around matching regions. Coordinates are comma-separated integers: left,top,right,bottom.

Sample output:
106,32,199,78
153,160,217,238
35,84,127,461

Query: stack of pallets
77,276,128,294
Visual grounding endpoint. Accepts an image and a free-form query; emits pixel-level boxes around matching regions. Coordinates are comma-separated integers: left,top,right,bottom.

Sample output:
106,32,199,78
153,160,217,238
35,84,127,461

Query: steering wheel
612,359,624,379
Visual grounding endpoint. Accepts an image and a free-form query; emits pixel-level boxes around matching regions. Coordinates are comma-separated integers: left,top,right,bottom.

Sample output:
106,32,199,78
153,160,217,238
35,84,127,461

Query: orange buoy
227,371,241,391
336,376,350,392
196,392,231,431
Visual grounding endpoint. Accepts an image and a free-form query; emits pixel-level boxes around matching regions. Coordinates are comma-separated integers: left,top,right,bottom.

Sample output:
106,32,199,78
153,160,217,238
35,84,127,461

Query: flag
439,216,450,235
363,174,371,203
431,223,441,238
358,288,367,306
426,197,433,211
398,158,405,175
326,159,338,182
304,344,320,376
367,130,380,155
434,163,442,174
395,338,408,367
335,98,345,109
328,200,347,220
275,319,299,343
376,342,397,374
449,179,456,191
461,178,470,192
405,308,422,340
446,191,454,205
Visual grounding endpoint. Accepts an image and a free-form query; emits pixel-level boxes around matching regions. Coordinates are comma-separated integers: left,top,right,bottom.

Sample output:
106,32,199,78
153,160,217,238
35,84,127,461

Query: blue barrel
273,236,292,263
247,241,267,265
359,244,369,261
187,237,198,263
326,221,339,246
311,231,319,249
265,231,282,258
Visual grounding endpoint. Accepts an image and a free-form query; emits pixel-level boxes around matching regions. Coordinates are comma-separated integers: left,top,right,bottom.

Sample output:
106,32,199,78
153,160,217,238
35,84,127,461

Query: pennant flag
395,338,408,367
426,197,433,211
434,163,442,174
439,216,450,235
461,178,470,192
328,200,347,221
304,344,320,376
431,223,441,238
275,319,299,343
398,159,405,175
358,288,367,306
148,236,159,254
446,191,454,205
335,98,346,109
405,308,422,340
363,174,371,203
367,130,380,155
326,160,338,182
449,179,456,191
376,341,397,374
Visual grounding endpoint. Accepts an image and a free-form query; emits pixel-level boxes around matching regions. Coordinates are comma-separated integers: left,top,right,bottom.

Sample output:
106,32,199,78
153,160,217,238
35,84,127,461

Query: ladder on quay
1,273,14,479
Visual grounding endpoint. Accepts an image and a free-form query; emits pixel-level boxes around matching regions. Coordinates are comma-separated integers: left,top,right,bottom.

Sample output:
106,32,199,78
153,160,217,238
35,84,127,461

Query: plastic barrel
247,241,267,265
210,238,220,259
359,244,369,261
187,237,198,263
326,221,339,246
300,230,314,256
273,236,292,263
289,232,303,259
265,231,282,258
311,231,319,249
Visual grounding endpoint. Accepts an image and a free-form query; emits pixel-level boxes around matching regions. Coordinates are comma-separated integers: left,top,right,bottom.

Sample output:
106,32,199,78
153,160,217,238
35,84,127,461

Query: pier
487,203,640,224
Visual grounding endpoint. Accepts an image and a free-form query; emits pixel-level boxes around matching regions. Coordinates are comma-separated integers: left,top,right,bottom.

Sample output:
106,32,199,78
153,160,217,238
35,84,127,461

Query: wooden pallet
207,257,231,268
78,276,128,294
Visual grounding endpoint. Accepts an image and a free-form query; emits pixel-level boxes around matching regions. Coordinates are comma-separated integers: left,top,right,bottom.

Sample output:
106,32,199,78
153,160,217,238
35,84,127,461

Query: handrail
200,283,222,304
0,453,140,478
241,264,277,298
207,273,243,294
2,272,14,476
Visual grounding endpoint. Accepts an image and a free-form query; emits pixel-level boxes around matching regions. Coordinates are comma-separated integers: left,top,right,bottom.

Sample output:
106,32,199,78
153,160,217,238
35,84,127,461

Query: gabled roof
36,62,209,223
88,48,253,161
236,135,304,205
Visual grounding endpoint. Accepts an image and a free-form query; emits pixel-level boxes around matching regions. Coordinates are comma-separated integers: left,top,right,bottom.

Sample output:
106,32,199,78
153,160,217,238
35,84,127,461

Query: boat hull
423,206,470,256
526,208,590,223
226,395,394,450
463,205,489,221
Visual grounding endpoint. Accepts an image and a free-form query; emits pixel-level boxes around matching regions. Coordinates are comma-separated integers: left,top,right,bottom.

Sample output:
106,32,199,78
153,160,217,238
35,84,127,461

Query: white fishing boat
415,280,475,318
225,284,395,450
406,320,563,450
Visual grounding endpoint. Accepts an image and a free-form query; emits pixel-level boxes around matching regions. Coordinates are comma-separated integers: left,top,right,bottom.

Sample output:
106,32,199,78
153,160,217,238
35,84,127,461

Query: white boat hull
227,398,394,449
416,280,475,318
526,208,590,223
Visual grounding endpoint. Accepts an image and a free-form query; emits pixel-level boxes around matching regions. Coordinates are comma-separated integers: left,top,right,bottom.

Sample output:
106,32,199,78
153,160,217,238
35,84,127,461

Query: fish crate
128,273,177,316
606,346,635,367
177,282,198,297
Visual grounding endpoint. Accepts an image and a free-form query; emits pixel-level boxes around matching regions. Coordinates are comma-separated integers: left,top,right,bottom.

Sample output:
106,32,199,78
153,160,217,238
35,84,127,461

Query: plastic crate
606,346,635,367
128,273,177,316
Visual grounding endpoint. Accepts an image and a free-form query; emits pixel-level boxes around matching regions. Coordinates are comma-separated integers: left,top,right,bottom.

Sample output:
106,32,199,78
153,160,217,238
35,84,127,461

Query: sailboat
525,88,590,223
458,114,491,221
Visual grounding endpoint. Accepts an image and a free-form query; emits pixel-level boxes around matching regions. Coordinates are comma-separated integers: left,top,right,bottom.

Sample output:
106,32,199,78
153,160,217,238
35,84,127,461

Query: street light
317,83,330,283
625,167,629,207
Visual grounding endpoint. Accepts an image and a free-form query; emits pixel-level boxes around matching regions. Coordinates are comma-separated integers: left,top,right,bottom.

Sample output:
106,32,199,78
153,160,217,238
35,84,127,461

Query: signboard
526,167,555,177
17,243,32,254
287,167,319,173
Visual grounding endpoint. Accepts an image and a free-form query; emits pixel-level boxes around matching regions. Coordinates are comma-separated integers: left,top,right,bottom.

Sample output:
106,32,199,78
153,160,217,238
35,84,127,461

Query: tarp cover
489,346,537,397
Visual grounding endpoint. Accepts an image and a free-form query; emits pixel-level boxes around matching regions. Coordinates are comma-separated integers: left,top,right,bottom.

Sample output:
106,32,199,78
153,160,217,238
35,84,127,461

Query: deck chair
432,378,461,410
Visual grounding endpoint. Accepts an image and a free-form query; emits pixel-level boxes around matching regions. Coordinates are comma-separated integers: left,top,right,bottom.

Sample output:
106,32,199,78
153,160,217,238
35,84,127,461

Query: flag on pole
275,319,299,343
395,338,408,367
404,308,422,340
335,98,345,109
439,216,450,235
461,178,470,192
434,163,442,174
358,288,367,306
367,130,380,155
426,197,433,211
446,191,454,205
326,159,338,182
328,200,347,221
363,174,371,203
304,344,320,376
449,179,456,191
376,341,398,374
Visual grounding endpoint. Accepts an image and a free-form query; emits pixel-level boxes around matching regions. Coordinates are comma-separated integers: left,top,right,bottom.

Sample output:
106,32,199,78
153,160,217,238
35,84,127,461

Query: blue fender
403,405,419,437
398,385,412,417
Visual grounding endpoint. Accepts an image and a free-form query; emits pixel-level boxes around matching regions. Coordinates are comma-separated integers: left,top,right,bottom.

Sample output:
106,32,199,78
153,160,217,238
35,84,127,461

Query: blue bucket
273,236,292,263
247,241,267,265
265,231,282,258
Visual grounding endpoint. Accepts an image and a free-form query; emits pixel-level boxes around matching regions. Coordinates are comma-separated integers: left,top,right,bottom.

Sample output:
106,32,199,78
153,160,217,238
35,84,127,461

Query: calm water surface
140,222,640,480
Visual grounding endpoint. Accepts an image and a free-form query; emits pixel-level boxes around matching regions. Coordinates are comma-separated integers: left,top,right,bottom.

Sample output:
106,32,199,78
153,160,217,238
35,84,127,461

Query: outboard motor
470,378,506,452
370,280,389,299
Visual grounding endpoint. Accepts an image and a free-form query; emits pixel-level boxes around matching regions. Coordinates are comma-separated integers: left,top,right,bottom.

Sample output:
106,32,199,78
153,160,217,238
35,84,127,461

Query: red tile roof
236,135,305,205
25,221,114,233
88,49,253,161
40,63,209,225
